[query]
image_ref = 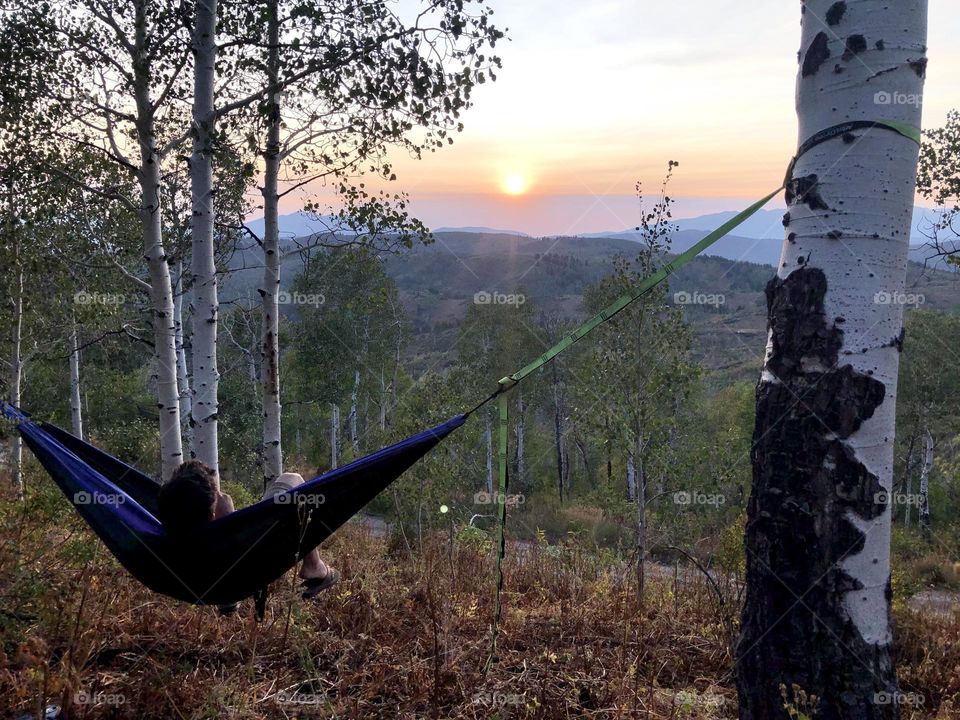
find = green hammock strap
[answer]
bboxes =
[496,186,783,391]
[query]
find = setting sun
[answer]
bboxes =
[502,173,528,195]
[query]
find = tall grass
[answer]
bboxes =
[0,474,957,719]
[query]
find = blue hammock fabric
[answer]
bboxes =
[2,402,465,605]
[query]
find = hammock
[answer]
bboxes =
[3,402,464,605]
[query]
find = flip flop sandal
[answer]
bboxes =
[216,602,239,616]
[301,569,340,599]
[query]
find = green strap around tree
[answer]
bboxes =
[480,120,921,672]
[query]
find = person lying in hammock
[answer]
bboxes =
[156,460,340,601]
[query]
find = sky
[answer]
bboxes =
[279,0,960,237]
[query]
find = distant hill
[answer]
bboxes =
[251,207,952,271]
[223,229,960,385]
[589,206,950,268]
[433,226,530,236]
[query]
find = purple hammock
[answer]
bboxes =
[2,402,464,605]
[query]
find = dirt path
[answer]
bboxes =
[351,514,960,617]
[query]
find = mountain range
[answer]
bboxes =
[250,207,952,269]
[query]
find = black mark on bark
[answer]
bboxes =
[826,2,847,26]
[843,34,867,61]
[786,174,830,211]
[737,267,896,718]
[802,32,831,77]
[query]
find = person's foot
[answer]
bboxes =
[301,568,340,599]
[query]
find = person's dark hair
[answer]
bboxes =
[157,460,218,534]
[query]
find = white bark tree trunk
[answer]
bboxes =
[379,369,387,431]
[189,0,221,480]
[349,369,360,453]
[514,386,525,488]
[626,453,636,502]
[69,315,83,439]
[173,259,192,448]
[919,428,933,536]
[484,411,494,495]
[9,230,23,500]
[330,403,340,470]
[738,2,928,717]
[133,0,182,482]
[259,0,283,485]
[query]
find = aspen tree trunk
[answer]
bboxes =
[173,259,192,448]
[904,469,914,527]
[514,386,525,487]
[133,0,182,481]
[379,369,387,431]
[485,411,494,495]
[259,0,283,484]
[737,2,928,717]
[69,316,83,439]
[189,0,221,479]
[918,428,933,538]
[390,323,401,428]
[552,363,566,502]
[349,369,360,453]
[626,454,636,502]
[330,404,340,470]
[9,225,23,500]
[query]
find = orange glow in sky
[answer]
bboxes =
[275,0,959,235]
[502,173,529,195]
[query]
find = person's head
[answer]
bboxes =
[157,460,218,534]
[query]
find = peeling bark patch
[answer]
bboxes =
[910,58,928,78]
[802,32,831,77]
[825,1,847,26]
[786,174,830,211]
[842,34,867,61]
[738,267,895,718]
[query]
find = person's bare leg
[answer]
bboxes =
[271,473,335,582]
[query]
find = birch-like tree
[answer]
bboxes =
[737,2,928,717]
[239,0,503,485]
[188,0,222,475]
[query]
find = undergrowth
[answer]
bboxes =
[0,477,957,719]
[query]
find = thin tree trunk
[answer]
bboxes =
[349,369,360,453]
[919,428,933,539]
[390,320,401,428]
[484,411,494,495]
[514,386,525,489]
[69,315,83,439]
[9,222,23,500]
[635,435,646,599]
[626,453,636,502]
[189,0,221,479]
[173,259,193,448]
[379,368,387,431]
[259,0,283,485]
[329,403,340,470]
[133,0,182,481]
[904,467,914,527]
[738,3,928,716]
[899,430,918,523]
[552,363,566,502]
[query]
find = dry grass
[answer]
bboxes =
[0,480,958,719]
